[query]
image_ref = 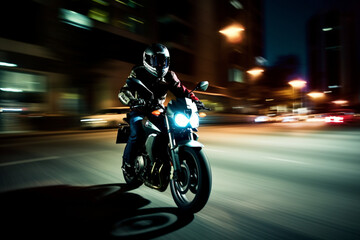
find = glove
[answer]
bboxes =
[194,100,205,110]
[130,98,146,108]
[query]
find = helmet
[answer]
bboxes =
[143,43,170,77]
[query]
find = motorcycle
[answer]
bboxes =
[116,78,212,213]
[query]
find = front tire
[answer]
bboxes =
[170,147,212,213]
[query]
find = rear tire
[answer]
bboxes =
[170,147,212,213]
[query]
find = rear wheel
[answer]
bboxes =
[170,147,212,213]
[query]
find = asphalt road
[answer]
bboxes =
[0,122,359,239]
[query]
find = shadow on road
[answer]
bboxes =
[0,184,194,239]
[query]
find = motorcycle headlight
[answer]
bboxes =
[190,114,199,128]
[175,113,189,127]
[174,113,199,128]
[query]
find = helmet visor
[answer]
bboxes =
[150,54,169,68]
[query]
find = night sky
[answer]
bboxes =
[264,0,359,79]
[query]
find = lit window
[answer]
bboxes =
[88,8,109,23]
[228,68,244,83]
[59,8,93,30]
[0,70,46,92]
[92,0,109,6]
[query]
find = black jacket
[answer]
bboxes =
[118,66,199,109]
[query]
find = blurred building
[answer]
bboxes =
[307,5,360,111]
[216,0,265,113]
[0,0,264,128]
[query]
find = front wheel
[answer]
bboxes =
[170,147,212,213]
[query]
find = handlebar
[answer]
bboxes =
[131,99,165,111]
[131,98,210,112]
[197,105,211,111]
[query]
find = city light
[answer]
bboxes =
[247,68,264,77]
[92,0,109,6]
[0,108,23,112]
[307,92,325,99]
[322,27,333,31]
[219,24,245,43]
[0,88,23,92]
[289,79,307,112]
[288,79,307,89]
[325,116,344,123]
[229,0,244,9]
[59,8,93,30]
[0,62,18,67]
[332,100,348,105]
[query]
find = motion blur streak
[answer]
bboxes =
[0,156,59,167]
[0,122,359,239]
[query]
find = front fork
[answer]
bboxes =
[165,115,201,181]
[165,115,190,181]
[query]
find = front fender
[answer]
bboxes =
[177,140,203,149]
[171,140,205,180]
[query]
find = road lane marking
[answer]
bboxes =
[0,156,60,167]
[266,156,310,165]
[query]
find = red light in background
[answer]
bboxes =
[325,116,344,123]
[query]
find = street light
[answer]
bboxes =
[246,68,264,78]
[288,79,307,113]
[307,92,325,99]
[332,100,348,106]
[219,23,245,43]
[307,92,325,113]
[288,79,306,89]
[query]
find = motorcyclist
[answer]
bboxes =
[118,43,205,176]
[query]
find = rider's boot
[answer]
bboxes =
[122,161,135,178]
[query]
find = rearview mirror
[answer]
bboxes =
[193,81,209,92]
